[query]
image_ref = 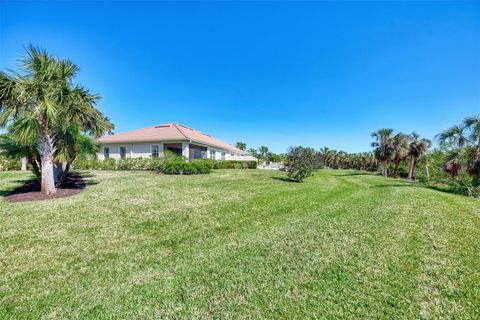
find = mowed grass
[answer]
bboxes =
[0,169,479,319]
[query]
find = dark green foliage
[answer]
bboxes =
[285,146,316,182]
[164,159,213,175]
[0,156,21,171]
[72,156,213,175]
[213,160,257,169]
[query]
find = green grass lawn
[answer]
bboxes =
[1,169,479,319]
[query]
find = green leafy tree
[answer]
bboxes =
[285,146,316,182]
[77,134,99,159]
[0,46,113,194]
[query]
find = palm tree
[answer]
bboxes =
[437,115,480,187]
[407,132,430,180]
[0,46,113,194]
[258,146,269,165]
[371,128,394,176]
[391,133,409,176]
[235,141,246,151]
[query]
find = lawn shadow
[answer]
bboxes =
[335,172,372,177]
[370,182,469,197]
[2,172,99,202]
[271,176,296,183]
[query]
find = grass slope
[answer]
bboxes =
[0,169,479,319]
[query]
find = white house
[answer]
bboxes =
[97,122,256,161]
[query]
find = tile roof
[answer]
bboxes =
[97,122,248,155]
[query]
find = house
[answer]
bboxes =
[97,122,256,161]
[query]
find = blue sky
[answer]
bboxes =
[1,1,479,153]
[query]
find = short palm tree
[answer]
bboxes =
[437,115,480,187]
[0,46,113,194]
[371,128,394,176]
[407,132,430,180]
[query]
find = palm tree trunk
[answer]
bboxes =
[55,158,74,187]
[408,156,416,180]
[27,156,41,179]
[425,163,430,181]
[37,132,57,195]
[383,161,388,176]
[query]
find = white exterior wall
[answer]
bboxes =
[207,147,228,160]
[98,141,256,161]
[98,142,165,160]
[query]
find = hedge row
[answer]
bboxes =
[72,157,213,175]
[72,158,257,174]
[0,156,21,171]
[212,160,257,169]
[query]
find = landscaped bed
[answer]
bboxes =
[4,174,86,202]
[0,169,479,318]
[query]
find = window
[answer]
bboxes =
[164,143,182,156]
[210,150,216,160]
[151,145,160,158]
[189,144,207,160]
[104,147,110,159]
[120,146,127,159]
[221,152,226,160]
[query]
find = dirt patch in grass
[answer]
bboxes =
[5,174,86,202]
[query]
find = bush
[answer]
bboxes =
[0,156,21,171]
[447,177,480,198]
[285,146,316,182]
[164,158,213,175]
[213,160,257,169]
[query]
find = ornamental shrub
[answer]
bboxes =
[0,156,21,171]
[285,146,316,182]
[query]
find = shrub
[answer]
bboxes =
[0,156,21,171]
[285,146,316,182]
[212,160,257,169]
[447,177,480,198]
[164,158,213,175]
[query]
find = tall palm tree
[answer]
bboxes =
[0,46,113,194]
[371,128,394,176]
[391,133,409,176]
[407,132,430,180]
[437,115,480,187]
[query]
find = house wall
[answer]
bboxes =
[97,141,255,161]
[98,142,165,160]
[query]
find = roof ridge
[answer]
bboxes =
[170,122,188,139]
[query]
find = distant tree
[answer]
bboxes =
[285,146,316,182]
[407,133,430,180]
[437,115,480,187]
[258,146,269,164]
[77,134,99,159]
[235,141,246,151]
[391,133,409,176]
[247,147,258,158]
[371,128,395,176]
